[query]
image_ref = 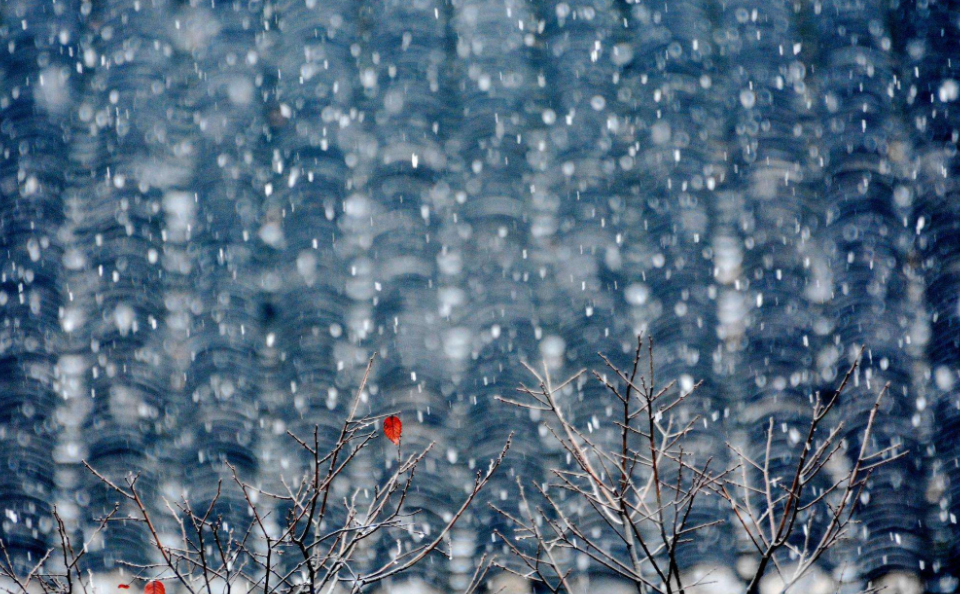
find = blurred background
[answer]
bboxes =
[1,0,958,591]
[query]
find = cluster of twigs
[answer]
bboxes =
[0,339,901,594]
[0,355,509,594]
[0,504,118,594]
[494,336,896,594]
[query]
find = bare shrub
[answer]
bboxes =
[0,355,508,594]
[494,335,898,594]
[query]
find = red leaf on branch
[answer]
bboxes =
[384,415,402,445]
[118,586,130,590]
[145,581,165,594]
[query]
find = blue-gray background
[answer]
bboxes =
[1,0,958,590]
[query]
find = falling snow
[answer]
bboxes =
[0,0,958,592]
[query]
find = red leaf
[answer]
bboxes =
[384,415,402,445]
[118,586,130,590]
[144,581,165,594]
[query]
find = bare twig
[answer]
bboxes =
[496,338,895,594]
[1,354,503,594]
